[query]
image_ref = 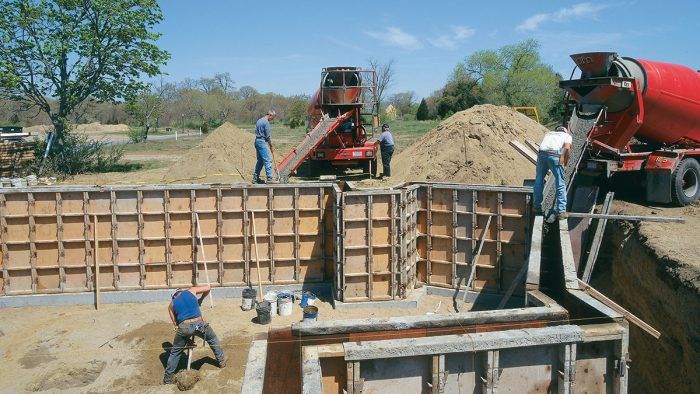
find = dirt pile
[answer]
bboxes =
[392,104,547,185]
[25,122,130,134]
[174,370,201,391]
[161,122,256,183]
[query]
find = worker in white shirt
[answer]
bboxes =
[533,125,572,219]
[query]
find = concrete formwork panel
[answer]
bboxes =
[0,184,335,295]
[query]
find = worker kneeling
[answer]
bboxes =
[533,125,572,219]
[163,286,226,384]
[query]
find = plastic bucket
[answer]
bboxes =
[277,293,293,316]
[300,291,316,307]
[302,305,318,322]
[256,301,272,325]
[264,291,278,316]
[241,288,257,311]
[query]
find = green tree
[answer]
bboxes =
[125,81,166,141]
[416,98,429,120]
[0,0,169,156]
[436,76,482,118]
[452,39,561,122]
[285,94,308,129]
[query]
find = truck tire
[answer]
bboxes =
[671,158,700,205]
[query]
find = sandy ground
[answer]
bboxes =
[0,293,459,392]
[611,200,700,290]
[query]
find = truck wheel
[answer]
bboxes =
[671,158,700,205]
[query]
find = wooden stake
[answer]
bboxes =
[250,211,264,302]
[462,130,468,164]
[497,263,528,309]
[93,214,99,310]
[195,213,214,308]
[464,215,492,303]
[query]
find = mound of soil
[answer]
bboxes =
[24,122,130,134]
[161,122,256,183]
[174,370,200,391]
[392,104,547,186]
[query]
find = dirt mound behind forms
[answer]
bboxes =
[392,104,547,186]
[162,122,256,183]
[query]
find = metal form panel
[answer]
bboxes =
[0,184,333,295]
[339,190,401,302]
[416,184,532,295]
[400,185,420,298]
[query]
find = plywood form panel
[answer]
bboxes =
[4,193,29,215]
[117,240,140,264]
[476,191,499,214]
[372,247,391,273]
[430,261,453,287]
[114,191,137,213]
[96,266,116,290]
[475,242,498,267]
[430,211,453,237]
[169,213,192,238]
[344,249,367,274]
[371,273,392,298]
[93,215,112,240]
[454,213,473,239]
[343,196,367,220]
[116,215,138,239]
[299,211,320,233]
[371,220,391,245]
[35,242,59,267]
[344,275,368,299]
[272,188,294,209]
[145,264,168,287]
[498,347,557,390]
[473,266,499,291]
[299,188,321,209]
[299,260,324,282]
[198,238,218,264]
[343,221,367,247]
[171,239,194,263]
[33,193,56,215]
[197,212,217,237]
[500,268,525,295]
[222,238,245,261]
[88,192,111,214]
[299,235,323,259]
[475,215,498,241]
[273,211,294,234]
[6,244,30,268]
[34,216,58,241]
[501,216,528,243]
[359,356,432,392]
[220,189,244,211]
[141,190,165,213]
[371,195,392,218]
[64,266,88,291]
[6,217,29,242]
[250,261,272,284]
[274,260,296,282]
[198,262,221,285]
[221,212,245,236]
[222,262,246,285]
[430,237,452,262]
[171,263,194,286]
[502,192,528,215]
[432,188,453,211]
[456,189,474,212]
[144,240,166,264]
[455,239,473,264]
[61,192,84,214]
[247,188,269,210]
[7,269,32,293]
[168,190,191,212]
[36,268,60,291]
[194,189,217,211]
[143,214,166,238]
[502,244,528,269]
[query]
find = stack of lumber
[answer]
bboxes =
[0,141,35,177]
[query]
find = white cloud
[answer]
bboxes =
[428,26,476,50]
[517,3,609,31]
[366,27,423,50]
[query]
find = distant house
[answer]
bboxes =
[384,104,398,120]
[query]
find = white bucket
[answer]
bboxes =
[278,296,293,316]
[264,291,278,316]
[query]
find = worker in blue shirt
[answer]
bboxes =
[374,124,395,178]
[252,110,277,184]
[163,286,226,384]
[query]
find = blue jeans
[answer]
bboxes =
[533,152,567,213]
[163,321,225,384]
[253,139,273,180]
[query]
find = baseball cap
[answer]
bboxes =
[171,288,184,299]
[555,125,569,133]
[382,124,389,130]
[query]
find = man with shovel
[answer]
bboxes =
[163,285,226,385]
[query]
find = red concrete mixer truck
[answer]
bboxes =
[276,67,380,180]
[560,52,700,205]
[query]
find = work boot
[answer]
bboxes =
[267,179,279,184]
[255,179,266,184]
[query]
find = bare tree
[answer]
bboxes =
[367,58,395,109]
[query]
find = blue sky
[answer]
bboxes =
[158,1,700,98]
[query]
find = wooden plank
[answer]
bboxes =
[465,215,492,294]
[93,214,100,310]
[195,212,214,308]
[497,263,527,309]
[567,186,599,270]
[509,140,538,165]
[565,212,684,223]
[581,192,614,283]
[578,279,661,339]
[525,139,540,153]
